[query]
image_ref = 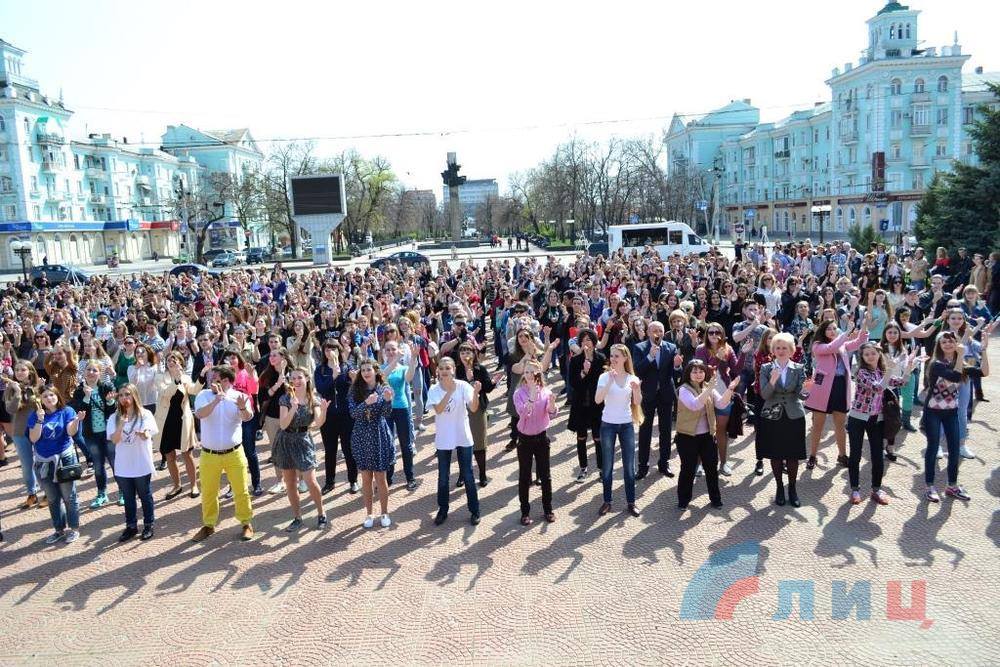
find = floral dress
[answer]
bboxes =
[271,394,319,472]
[347,384,395,472]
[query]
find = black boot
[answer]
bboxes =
[788,484,801,508]
[775,483,786,506]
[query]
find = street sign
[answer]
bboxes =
[695,200,708,211]
[745,209,755,219]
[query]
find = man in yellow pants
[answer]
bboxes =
[191,365,255,542]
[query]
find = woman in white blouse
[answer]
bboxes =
[108,383,158,542]
[127,343,160,414]
[594,344,643,518]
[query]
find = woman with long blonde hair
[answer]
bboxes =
[4,360,45,508]
[594,343,643,517]
[274,367,329,531]
[107,384,158,541]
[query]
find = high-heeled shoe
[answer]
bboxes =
[775,486,786,506]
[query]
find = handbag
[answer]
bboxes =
[760,402,785,421]
[882,388,901,439]
[56,463,84,483]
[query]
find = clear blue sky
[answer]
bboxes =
[2,0,998,195]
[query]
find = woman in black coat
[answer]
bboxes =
[567,329,605,483]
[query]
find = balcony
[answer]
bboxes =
[910,124,931,137]
[840,129,858,144]
[89,193,106,204]
[774,149,790,159]
[911,92,931,104]
[85,166,106,179]
[911,156,929,168]
[40,158,63,172]
[29,188,41,198]
[136,175,151,189]
[139,196,152,206]
[45,190,66,203]
[37,133,65,145]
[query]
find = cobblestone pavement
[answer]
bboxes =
[1,350,998,666]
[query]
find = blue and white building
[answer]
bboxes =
[665,1,998,239]
[0,38,263,271]
[443,178,499,223]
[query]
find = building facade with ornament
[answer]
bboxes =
[0,37,262,272]
[665,1,998,241]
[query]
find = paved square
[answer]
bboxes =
[1,350,998,666]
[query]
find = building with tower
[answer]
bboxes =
[0,37,262,271]
[665,1,998,240]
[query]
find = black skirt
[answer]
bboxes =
[818,375,849,414]
[757,413,807,460]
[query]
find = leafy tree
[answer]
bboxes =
[915,82,1000,255]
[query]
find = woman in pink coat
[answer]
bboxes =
[805,317,869,469]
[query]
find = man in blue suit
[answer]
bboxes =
[633,321,683,479]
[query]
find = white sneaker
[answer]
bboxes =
[297,479,308,493]
[44,531,64,545]
[959,445,975,459]
[362,515,375,529]
[64,530,80,544]
[695,464,704,477]
[576,467,587,483]
[268,482,285,494]
[720,461,733,476]
[937,448,945,459]
[380,514,392,528]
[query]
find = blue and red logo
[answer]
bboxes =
[680,541,761,620]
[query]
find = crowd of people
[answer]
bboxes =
[0,236,996,545]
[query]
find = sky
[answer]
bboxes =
[3,0,998,197]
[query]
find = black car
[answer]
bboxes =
[246,247,271,264]
[587,242,609,256]
[29,264,91,286]
[369,251,430,270]
[169,263,223,277]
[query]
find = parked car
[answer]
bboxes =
[246,247,271,263]
[586,241,609,256]
[169,263,222,277]
[200,249,227,264]
[210,250,238,267]
[29,264,91,286]
[369,251,430,270]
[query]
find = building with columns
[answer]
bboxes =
[0,37,263,271]
[665,1,998,240]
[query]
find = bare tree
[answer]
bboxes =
[264,141,320,258]
[212,170,266,250]
[170,182,227,265]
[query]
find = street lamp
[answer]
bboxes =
[10,240,32,283]
[811,204,831,244]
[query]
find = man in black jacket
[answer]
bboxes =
[632,321,683,479]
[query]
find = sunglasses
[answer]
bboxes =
[707,331,723,337]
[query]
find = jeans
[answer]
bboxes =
[676,432,720,506]
[638,397,673,472]
[924,408,960,486]
[910,279,925,291]
[436,446,479,516]
[517,432,553,516]
[115,474,154,528]
[34,450,80,532]
[241,413,262,489]
[600,421,637,504]
[319,407,357,485]
[13,435,38,496]
[847,416,885,489]
[940,380,971,445]
[388,407,415,484]
[84,432,116,496]
[410,370,425,428]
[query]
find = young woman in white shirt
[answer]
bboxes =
[594,343,643,518]
[108,384,158,542]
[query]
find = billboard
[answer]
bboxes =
[289,175,345,216]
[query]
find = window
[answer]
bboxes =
[906,24,911,39]
[913,173,924,189]
[937,76,949,93]
[849,208,857,227]
[889,24,896,40]
[890,110,902,128]
[914,79,925,93]
[866,84,873,100]
[890,144,902,160]
[0,115,4,131]
[23,117,29,134]
[862,207,872,227]
[890,79,902,96]
[936,143,947,157]
[913,107,929,126]
[964,142,973,156]
[74,154,80,169]
[0,176,11,193]
[963,107,975,125]
[936,108,948,126]
[32,205,40,218]
[835,207,843,230]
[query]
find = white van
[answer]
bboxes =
[607,221,711,259]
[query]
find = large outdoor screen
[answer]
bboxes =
[290,175,344,215]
